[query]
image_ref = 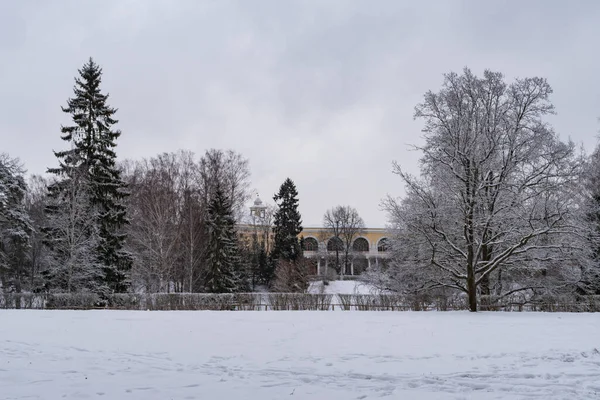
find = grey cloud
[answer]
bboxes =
[1,0,600,227]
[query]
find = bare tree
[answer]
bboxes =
[198,149,251,223]
[380,68,593,311]
[125,154,183,292]
[44,169,101,293]
[24,175,51,289]
[322,205,365,276]
[176,151,204,292]
[272,258,311,293]
[123,149,252,293]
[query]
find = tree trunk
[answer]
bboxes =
[479,241,493,310]
[467,265,477,312]
[479,274,489,295]
[15,267,22,294]
[466,231,477,311]
[465,162,478,312]
[494,269,503,296]
[30,251,36,288]
[479,271,490,310]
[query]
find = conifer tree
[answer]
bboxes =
[270,178,303,281]
[582,145,600,294]
[256,246,270,286]
[0,154,32,293]
[46,58,131,294]
[204,183,244,293]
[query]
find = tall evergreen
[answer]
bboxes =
[583,146,600,295]
[46,58,131,294]
[270,178,303,273]
[256,246,270,286]
[0,155,32,293]
[205,183,245,293]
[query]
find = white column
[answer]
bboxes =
[317,258,321,276]
[367,258,371,270]
[350,261,354,276]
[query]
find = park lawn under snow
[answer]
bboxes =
[1,311,599,400]
[308,279,379,294]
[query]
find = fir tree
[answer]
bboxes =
[46,58,131,294]
[205,183,244,293]
[270,178,303,281]
[256,246,270,286]
[0,154,32,293]
[582,145,600,295]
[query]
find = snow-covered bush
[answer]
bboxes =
[0,293,44,309]
[45,293,101,309]
[143,293,263,311]
[267,293,333,310]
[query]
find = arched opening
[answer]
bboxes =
[327,237,343,252]
[306,258,318,275]
[377,238,389,252]
[302,237,319,252]
[353,257,369,275]
[352,237,369,252]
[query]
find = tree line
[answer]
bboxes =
[0,58,311,297]
[3,60,599,311]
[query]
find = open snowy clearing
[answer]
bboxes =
[1,311,599,400]
[308,279,379,295]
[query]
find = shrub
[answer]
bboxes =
[272,259,311,293]
[46,293,101,309]
[267,293,333,310]
[0,293,45,309]
[338,294,353,310]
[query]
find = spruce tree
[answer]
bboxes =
[205,183,244,293]
[582,146,600,295]
[0,155,32,293]
[46,58,131,294]
[256,246,270,286]
[270,178,303,281]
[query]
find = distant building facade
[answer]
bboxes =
[238,224,390,277]
[238,195,391,277]
[299,227,390,276]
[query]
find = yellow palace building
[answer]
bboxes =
[298,226,391,276]
[239,196,391,277]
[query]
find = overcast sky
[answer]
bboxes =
[1,0,600,227]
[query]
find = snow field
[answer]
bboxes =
[308,279,379,295]
[1,310,599,399]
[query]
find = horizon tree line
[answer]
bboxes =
[0,58,313,295]
[2,60,600,310]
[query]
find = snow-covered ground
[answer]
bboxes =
[308,279,379,294]
[1,311,599,399]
